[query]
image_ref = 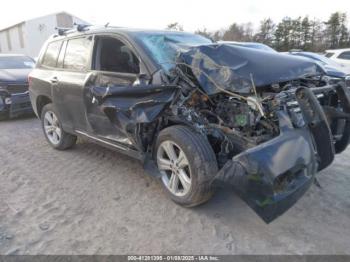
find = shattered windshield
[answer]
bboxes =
[137,33,212,71]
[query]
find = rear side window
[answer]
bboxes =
[325,52,334,58]
[63,37,92,71]
[338,51,350,60]
[42,41,62,67]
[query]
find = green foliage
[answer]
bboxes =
[190,12,350,52]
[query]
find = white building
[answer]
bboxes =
[0,12,89,58]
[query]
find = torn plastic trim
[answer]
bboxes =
[212,111,319,223]
[333,84,350,153]
[295,86,334,171]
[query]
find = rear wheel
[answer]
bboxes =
[41,103,77,150]
[155,125,218,207]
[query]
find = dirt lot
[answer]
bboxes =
[0,116,350,255]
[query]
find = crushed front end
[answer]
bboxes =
[212,84,350,222]
[165,44,350,222]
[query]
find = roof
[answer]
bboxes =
[0,21,25,33]
[51,25,197,40]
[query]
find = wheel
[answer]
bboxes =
[41,103,77,150]
[155,125,218,207]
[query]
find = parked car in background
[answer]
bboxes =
[288,51,348,84]
[29,26,350,223]
[219,41,277,53]
[0,54,35,120]
[325,48,350,74]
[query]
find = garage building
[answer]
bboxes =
[0,12,89,58]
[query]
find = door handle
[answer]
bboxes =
[50,76,58,84]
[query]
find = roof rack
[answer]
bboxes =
[74,23,90,32]
[55,23,92,36]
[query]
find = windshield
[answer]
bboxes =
[136,33,212,71]
[0,56,35,69]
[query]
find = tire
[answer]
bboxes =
[155,125,218,207]
[41,103,77,150]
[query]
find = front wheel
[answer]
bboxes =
[41,103,77,150]
[155,125,218,207]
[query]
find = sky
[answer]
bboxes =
[1,0,349,32]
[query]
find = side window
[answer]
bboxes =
[41,41,62,67]
[93,36,140,74]
[325,52,334,58]
[57,41,68,68]
[337,51,350,60]
[63,37,92,71]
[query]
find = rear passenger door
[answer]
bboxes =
[53,36,93,131]
[30,40,63,117]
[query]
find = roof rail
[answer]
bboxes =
[55,23,92,36]
[74,23,91,32]
[55,27,73,36]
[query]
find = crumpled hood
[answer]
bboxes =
[0,68,32,83]
[178,44,323,94]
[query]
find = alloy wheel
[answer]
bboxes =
[157,140,192,197]
[43,111,62,145]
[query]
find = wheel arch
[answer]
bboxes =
[36,95,52,119]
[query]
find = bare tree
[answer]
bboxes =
[166,22,184,31]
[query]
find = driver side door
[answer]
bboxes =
[84,34,145,148]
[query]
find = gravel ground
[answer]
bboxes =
[0,116,350,255]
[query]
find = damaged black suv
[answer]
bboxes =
[29,26,350,223]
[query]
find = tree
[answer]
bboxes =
[195,28,213,39]
[309,19,325,52]
[300,17,312,50]
[274,17,293,51]
[339,13,349,48]
[222,23,245,41]
[166,22,184,31]
[254,18,275,46]
[323,12,349,49]
[211,30,223,41]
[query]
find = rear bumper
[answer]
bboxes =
[0,91,33,118]
[212,84,350,223]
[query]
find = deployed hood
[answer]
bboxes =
[0,68,32,83]
[179,44,323,94]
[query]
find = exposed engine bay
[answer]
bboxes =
[166,65,348,170]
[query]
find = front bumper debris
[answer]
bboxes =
[0,91,33,118]
[212,84,350,223]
